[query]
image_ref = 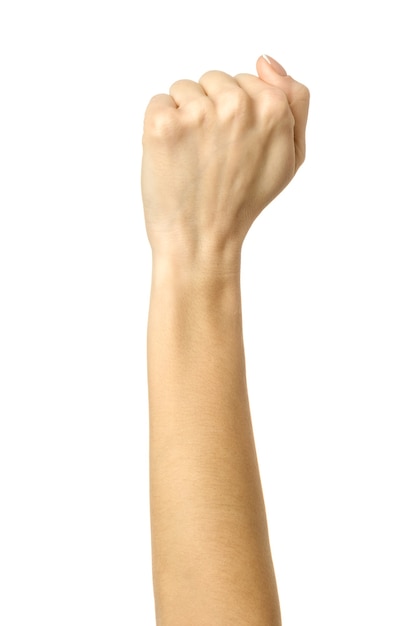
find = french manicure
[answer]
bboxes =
[262,54,287,76]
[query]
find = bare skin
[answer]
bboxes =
[141,54,309,626]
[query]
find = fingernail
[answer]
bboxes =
[262,54,287,76]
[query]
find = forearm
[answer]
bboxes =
[148,255,281,625]
[142,54,309,625]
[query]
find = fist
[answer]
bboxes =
[141,55,309,259]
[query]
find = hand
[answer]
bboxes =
[141,55,309,264]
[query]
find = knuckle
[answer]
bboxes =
[184,96,213,125]
[286,77,310,104]
[144,103,178,140]
[293,81,310,104]
[216,88,250,121]
[198,69,221,83]
[258,88,291,120]
[198,70,211,83]
[169,78,191,94]
[300,84,310,101]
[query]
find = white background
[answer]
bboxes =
[1,1,416,624]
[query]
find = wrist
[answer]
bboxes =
[150,240,242,289]
[149,250,243,327]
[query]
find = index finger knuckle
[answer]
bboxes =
[258,88,292,123]
[144,100,178,140]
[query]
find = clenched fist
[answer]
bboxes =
[141,55,309,267]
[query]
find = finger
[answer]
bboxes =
[289,94,309,170]
[145,93,178,114]
[256,54,309,114]
[256,54,291,89]
[256,55,310,169]
[198,70,241,98]
[259,54,287,76]
[169,79,206,107]
[233,72,276,98]
[143,94,178,138]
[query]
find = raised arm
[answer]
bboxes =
[141,54,309,626]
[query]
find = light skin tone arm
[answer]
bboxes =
[141,54,309,626]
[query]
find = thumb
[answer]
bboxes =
[256,54,288,82]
